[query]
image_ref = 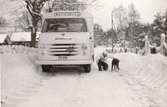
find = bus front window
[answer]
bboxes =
[42,18,87,32]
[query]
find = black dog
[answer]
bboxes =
[111,58,120,71]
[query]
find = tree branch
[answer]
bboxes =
[26,2,34,17]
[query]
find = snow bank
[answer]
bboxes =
[0,46,42,107]
[95,46,167,106]
[116,54,167,105]
[117,53,167,92]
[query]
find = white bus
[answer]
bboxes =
[36,11,94,73]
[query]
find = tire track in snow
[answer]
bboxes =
[118,69,167,107]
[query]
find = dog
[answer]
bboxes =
[111,58,120,71]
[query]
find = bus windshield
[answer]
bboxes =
[42,18,87,32]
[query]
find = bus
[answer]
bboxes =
[36,11,94,73]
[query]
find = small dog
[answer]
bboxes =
[111,58,120,71]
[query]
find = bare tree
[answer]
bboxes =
[112,5,128,31]
[52,0,87,11]
[128,4,140,24]
[127,3,140,42]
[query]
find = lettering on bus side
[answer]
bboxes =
[54,12,81,17]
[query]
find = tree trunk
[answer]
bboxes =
[31,28,36,47]
[31,18,38,47]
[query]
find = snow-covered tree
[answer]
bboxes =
[15,11,31,31]
[112,5,128,31]
[151,11,167,45]
[25,0,49,47]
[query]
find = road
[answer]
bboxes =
[17,67,147,107]
[1,47,167,107]
[1,54,147,107]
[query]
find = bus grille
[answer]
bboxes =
[49,44,78,56]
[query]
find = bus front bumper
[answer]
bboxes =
[36,60,92,65]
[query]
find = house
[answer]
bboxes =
[10,32,31,47]
[0,34,9,45]
[10,32,40,47]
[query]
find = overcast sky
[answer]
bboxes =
[0,0,166,31]
[86,0,167,30]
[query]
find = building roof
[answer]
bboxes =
[10,32,31,42]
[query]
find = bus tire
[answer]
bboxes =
[84,64,91,73]
[42,65,50,72]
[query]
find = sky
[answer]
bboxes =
[86,0,167,30]
[0,0,167,31]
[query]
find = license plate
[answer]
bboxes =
[58,56,68,60]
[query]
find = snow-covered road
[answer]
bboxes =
[1,46,167,107]
[16,69,144,107]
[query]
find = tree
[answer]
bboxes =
[151,11,167,45]
[52,0,86,11]
[25,0,49,47]
[128,3,140,24]
[15,10,31,31]
[127,3,140,43]
[112,5,128,31]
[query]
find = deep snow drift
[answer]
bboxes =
[1,46,167,107]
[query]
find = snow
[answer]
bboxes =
[9,32,40,42]
[1,45,167,107]
[113,53,167,106]
[0,34,7,43]
[10,32,31,42]
[16,72,142,107]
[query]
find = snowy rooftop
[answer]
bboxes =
[10,32,31,42]
[10,32,40,42]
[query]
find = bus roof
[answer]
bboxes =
[42,11,92,19]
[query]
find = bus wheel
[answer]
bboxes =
[41,65,50,72]
[83,64,91,73]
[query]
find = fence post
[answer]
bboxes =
[145,35,150,55]
[160,33,166,55]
